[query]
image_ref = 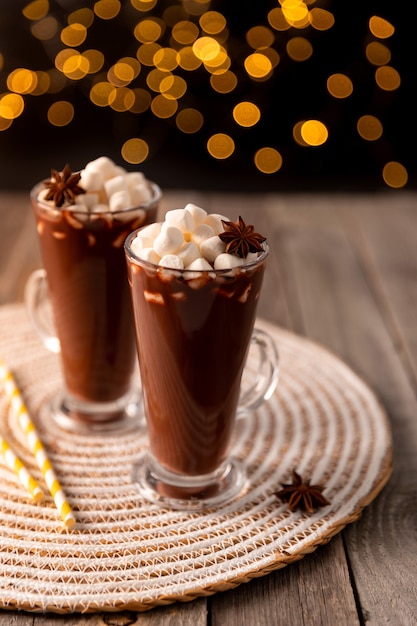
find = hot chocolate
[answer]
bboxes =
[125,207,274,506]
[29,157,161,426]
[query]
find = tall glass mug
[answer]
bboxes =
[125,225,279,510]
[25,162,161,432]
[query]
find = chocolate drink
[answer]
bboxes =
[32,186,158,405]
[127,256,267,476]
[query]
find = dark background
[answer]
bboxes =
[0,0,415,192]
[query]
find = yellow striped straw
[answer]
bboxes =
[0,360,76,529]
[0,435,44,502]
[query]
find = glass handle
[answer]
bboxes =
[24,269,60,354]
[238,327,279,415]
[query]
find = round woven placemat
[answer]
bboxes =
[0,303,392,614]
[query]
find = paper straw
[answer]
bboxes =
[0,435,44,502]
[0,360,76,529]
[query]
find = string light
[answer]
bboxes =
[0,1,407,188]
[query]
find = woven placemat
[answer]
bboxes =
[0,303,392,614]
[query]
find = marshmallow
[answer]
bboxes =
[186,257,213,272]
[129,183,152,206]
[135,247,161,264]
[79,168,103,192]
[153,225,184,256]
[138,222,162,240]
[184,203,207,226]
[85,156,117,180]
[75,192,100,209]
[204,213,229,235]
[109,189,131,212]
[176,241,201,266]
[104,174,128,199]
[126,171,146,187]
[191,223,215,247]
[165,208,195,237]
[199,236,226,263]
[159,254,184,269]
[214,253,244,270]
[91,203,110,213]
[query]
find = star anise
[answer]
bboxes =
[43,164,86,207]
[219,215,266,258]
[274,470,330,513]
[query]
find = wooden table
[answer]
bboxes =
[0,189,416,625]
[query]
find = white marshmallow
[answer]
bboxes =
[126,171,145,187]
[113,165,127,177]
[79,168,103,192]
[75,192,100,209]
[191,223,215,247]
[109,189,131,212]
[129,183,152,206]
[69,203,88,213]
[204,213,229,235]
[138,222,162,240]
[135,247,161,264]
[214,253,244,270]
[186,257,213,272]
[104,174,128,199]
[91,203,110,213]
[165,208,195,235]
[153,226,184,256]
[85,156,117,180]
[199,236,226,263]
[184,203,207,226]
[177,241,201,266]
[159,254,184,269]
[246,252,259,263]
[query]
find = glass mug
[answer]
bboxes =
[125,228,279,510]
[25,179,162,432]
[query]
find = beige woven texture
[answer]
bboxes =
[0,304,392,613]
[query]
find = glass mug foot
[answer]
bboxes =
[132,452,247,510]
[47,388,144,434]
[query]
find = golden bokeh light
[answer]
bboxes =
[382,161,408,188]
[176,108,204,133]
[301,120,328,146]
[122,137,149,163]
[108,58,141,86]
[233,102,261,128]
[357,115,383,141]
[22,0,49,21]
[68,8,94,27]
[47,100,74,126]
[287,37,313,62]
[246,26,275,50]
[171,21,199,45]
[199,11,226,35]
[244,53,273,80]
[292,121,308,146]
[369,16,395,39]
[267,8,291,31]
[375,66,401,91]
[0,117,13,131]
[160,75,187,99]
[177,46,202,71]
[146,68,171,92]
[7,69,38,95]
[129,88,152,113]
[309,8,335,31]
[136,43,162,66]
[62,52,90,80]
[108,86,135,112]
[0,93,25,120]
[82,49,105,74]
[281,0,310,28]
[151,94,178,118]
[327,73,353,99]
[31,71,50,95]
[366,42,391,66]
[193,37,221,62]
[210,70,238,94]
[207,133,235,159]
[254,147,283,174]
[61,23,87,47]
[31,16,58,41]
[94,0,121,20]
[90,81,115,107]
[134,18,164,43]
[131,0,158,12]
[153,47,178,72]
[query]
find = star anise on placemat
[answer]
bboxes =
[44,164,86,207]
[219,215,266,258]
[274,470,330,513]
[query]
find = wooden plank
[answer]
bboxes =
[211,538,360,626]
[262,195,417,625]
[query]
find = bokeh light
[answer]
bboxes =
[0,2,411,189]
